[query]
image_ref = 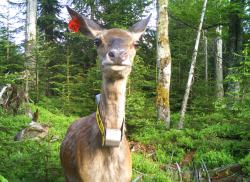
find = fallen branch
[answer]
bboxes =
[201,158,211,182]
[176,162,183,182]
[209,163,242,180]
[132,175,143,182]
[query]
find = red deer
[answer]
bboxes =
[60,6,150,182]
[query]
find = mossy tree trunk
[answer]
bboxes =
[156,0,172,128]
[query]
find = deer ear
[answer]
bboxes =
[129,14,151,41]
[66,6,102,38]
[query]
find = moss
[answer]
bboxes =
[156,83,169,108]
[160,57,170,68]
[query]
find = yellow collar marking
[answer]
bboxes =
[96,106,105,146]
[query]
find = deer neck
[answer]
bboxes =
[99,77,127,129]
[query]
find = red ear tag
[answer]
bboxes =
[68,17,80,32]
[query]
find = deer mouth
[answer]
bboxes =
[103,64,132,71]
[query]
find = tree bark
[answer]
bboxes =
[178,0,208,129]
[227,0,243,100]
[156,0,172,128]
[215,25,224,98]
[25,0,37,100]
[203,31,208,85]
[66,48,70,103]
[6,1,10,62]
[35,54,39,103]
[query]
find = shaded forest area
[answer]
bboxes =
[0,0,250,181]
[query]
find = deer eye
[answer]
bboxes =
[94,38,102,47]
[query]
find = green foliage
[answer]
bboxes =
[241,153,250,175]
[1,103,250,181]
[0,28,24,85]
[0,106,74,182]
[132,153,173,182]
[79,63,102,115]
[155,144,185,164]
[0,175,8,182]
[73,0,152,29]
[195,151,235,169]
[126,92,151,119]
[0,0,250,181]
[37,0,63,41]
[127,109,249,174]
[129,55,156,94]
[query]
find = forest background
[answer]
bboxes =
[0,0,250,181]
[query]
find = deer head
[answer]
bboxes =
[66,6,151,81]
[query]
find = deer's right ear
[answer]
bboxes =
[66,6,102,38]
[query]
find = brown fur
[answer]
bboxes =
[60,28,133,182]
[60,114,131,182]
[61,7,149,182]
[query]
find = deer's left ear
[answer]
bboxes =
[129,14,151,41]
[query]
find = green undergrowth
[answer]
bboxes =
[0,106,75,182]
[0,104,249,181]
[132,153,175,182]
[127,111,250,176]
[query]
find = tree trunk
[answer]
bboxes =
[66,48,70,103]
[25,0,37,100]
[45,62,50,96]
[156,0,172,128]
[215,25,224,99]
[227,0,243,100]
[35,54,39,103]
[178,0,208,129]
[203,31,208,86]
[6,1,10,62]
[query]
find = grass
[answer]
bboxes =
[0,104,249,181]
[0,106,74,182]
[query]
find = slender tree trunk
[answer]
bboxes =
[25,0,37,100]
[66,48,70,103]
[178,0,208,129]
[215,25,224,98]
[203,31,208,87]
[45,62,50,96]
[6,1,10,62]
[156,0,172,128]
[227,0,243,100]
[178,60,181,88]
[35,55,39,103]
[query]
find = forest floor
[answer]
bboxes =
[0,104,249,182]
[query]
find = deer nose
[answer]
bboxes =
[108,51,115,58]
[108,50,128,63]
